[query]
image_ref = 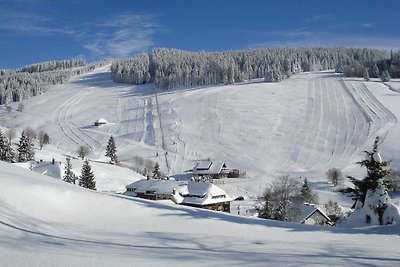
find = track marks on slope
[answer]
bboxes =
[52,88,101,151]
[277,73,395,173]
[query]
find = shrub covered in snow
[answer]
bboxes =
[344,181,400,226]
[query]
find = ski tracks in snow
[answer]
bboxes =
[278,73,396,173]
[52,88,101,151]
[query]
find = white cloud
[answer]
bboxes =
[0,10,159,58]
[77,14,159,57]
[75,14,159,57]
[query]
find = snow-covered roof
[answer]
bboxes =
[125,179,188,196]
[95,118,107,123]
[297,204,331,224]
[182,181,233,205]
[191,161,226,175]
[32,161,62,179]
[124,179,232,205]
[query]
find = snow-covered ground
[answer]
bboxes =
[1,65,400,265]
[1,161,399,266]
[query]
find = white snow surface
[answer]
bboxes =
[1,66,400,265]
[1,161,400,266]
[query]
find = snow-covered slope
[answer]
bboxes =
[1,161,399,266]
[2,66,399,198]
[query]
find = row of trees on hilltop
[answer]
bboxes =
[111,47,388,89]
[19,58,85,73]
[341,50,400,80]
[0,59,111,105]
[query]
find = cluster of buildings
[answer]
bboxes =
[122,160,332,226]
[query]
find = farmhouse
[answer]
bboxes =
[94,118,107,126]
[181,182,232,212]
[124,179,187,200]
[298,204,332,226]
[190,161,230,179]
[123,179,232,212]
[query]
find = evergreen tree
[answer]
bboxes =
[0,130,6,161]
[4,140,14,162]
[79,160,96,190]
[298,177,318,204]
[105,135,118,165]
[347,137,390,208]
[372,64,380,78]
[381,70,391,82]
[363,68,370,81]
[63,157,75,184]
[152,162,161,179]
[17,131,34,162]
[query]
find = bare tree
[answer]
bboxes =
[24,126,36,145]
[386,169,400,191]
[326,168,343,187]
[258,175,300,222]
[133,156,144,173]
[6,128,15,143]
[77,146,90,159]
[38,130,50,150]
[324,200,347,225]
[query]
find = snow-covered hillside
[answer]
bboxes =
[1,66,399,198]
[1,161,399,266]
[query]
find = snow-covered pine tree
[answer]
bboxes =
[4,139,14,162]
[363,68,370,81]
[63,157,75,184]
[79,160,96,190]
[381,70,391,82]
[152,162,161,179]
[372,64,380,78]
[0,130,6,161]
[17,131,34,162]
[344,136,400,225]
[105,135,118,165]
[347,137,390,208]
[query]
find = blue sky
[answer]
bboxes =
[1,0,399,69]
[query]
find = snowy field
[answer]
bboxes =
[1,65,400,265]
[1,161,399,266]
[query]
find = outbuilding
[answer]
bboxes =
[94,118,107,126]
